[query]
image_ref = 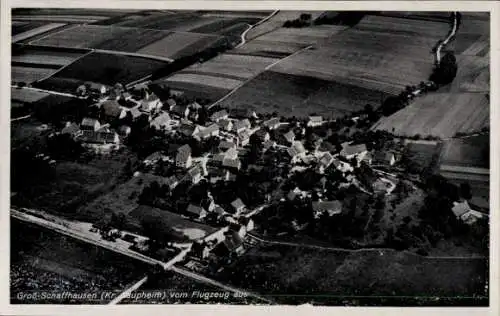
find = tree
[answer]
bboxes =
[430,52,458,85]
[460,182,473,200]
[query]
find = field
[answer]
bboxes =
[215,245,487,305]
[11,219,149,304]
[218,71,389,118]
[78,173,169,222]
[11,87,50,103]
[403,140,442,172]
[12,45,88,67]
[136,32,225,60]
[12,8,139,24]
[39,52,168,87]
[371,93,489,138]
[11,65,56,84]
[12,22,66,43]
[163,73,243,90]
[129,205,218,242]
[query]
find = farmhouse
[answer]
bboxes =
[195,124,220,140]
[210,110,229,122]
[263,117,280,130]
[222,157,242,171]
[237,130,251,147]
[140,92,163,113]
[233,119,251,134]
[186,204,207,219]
[282,130,296,145]
[217,119,233,131]
[171,104,190,118]
[307,116,324,127]
[451,201,485,225]
[219,140,236,151]
[231,198,246,215]
[317,152,334,173]
[165,98,177,111]
[176,144,192,169]
[287,141,306,162]
[373,151,397,166]
[187,165,203,184]
[340,143,368,163]
[80,125,120,145]
[81,118,100,131]
[253,129,270,142]
[312,200,343,218]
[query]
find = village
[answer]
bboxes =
[31,77,484,278]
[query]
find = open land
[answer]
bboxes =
[11,219,149,304]
[215,244,487,305]
[371,93,489,138]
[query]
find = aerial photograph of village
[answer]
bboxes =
[10,8,489,306]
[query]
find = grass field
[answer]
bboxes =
[371,93,489,138]
[129,205,218,242]
[11,87,50,103]
[163,73,243,90]
[218,70,389,118]
[12,45,87,67]
[11,66,56,84]
[439,135,489,169]
[11,219,149,304]
[78,173,169,221]
[46,52,168,86]
[216,244,487,305]
[136,32,224,59]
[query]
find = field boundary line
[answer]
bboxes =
[236,9,280,48]
[208,44,312,110]
[35,49,95,83]
[27,23,82,46]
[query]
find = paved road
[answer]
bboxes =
[435,12,459,65]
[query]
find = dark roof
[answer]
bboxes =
[231,198,245,210]
[341,143,367,156]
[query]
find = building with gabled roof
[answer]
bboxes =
[61,122,81,137]
[217,119,233,131]
[307,116,324,127]
[233,119,251,134]
[187,165,203,184]
[372,151,396,166]
[262,117,280,130]
[140,92,163,113]
[186,204,207,219]
[230,198,246,214]
[210,109,229,122]
[195,123,219,140]
[81,118,100,131]
[150,112,172,131]
[176,144,192,169]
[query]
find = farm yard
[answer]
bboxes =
[11,219,149,304]
[36,52,168,90]
[218,70,389,118]
[215,245,488,305]
[129,205,218,242]
[371,93,489,138]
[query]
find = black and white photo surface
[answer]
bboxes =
[8,7,490,307]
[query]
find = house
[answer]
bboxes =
[102,100,127,119]
[176,144,192,169]
[195,124,219,140]
[253,129,270,142]
[316,152,334,173]
[186,204,207,219]
[140,92,163,113]
[230,198,246,215]
[217,119,233,131]
[340,143,368,164]
[312,200,343,218]
[332,159,354,174]
[210,109,229,122]
[372,151,396,166]
[362,152,373,165]
[451,201,485,225]
[233,119,251,134]
[165,176,179,190]
[263,117,280,130]
[187,165,203,184]
[230,108,257,119]
[118,125,131,137]
[81,118,100,131]
[222,158,241,171]
[219,140,236,151]
[224,147,238,160]
[150,112,172,131]
[171,104,190,118]
[307,116,324,127]
[230,223,247,238]
[239,217,254,232]
[287,141,306,162]
[80,125,120,145]
[165,98,177,111]
[61,122,81,137]
[282,130,295,144]
[237,130,251,147]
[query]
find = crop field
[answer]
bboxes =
[371,93,489,138]
[154,79,231,101]
[11,87,50,104]
[439,135,489,169]
[45,52,168,86]
[11,219,148,304]
[12,21,48,35]
[447,54,489,93]
[451,13,490,56]
[12,45,87,67]
[403,140,441,172]
[164,73,243,91]
[255,25,348,46]
[92,28,172,52]
[231,41,306,58]
[216,245,487,305]
[136,32,225,59]
[12,22,66,43]
[129,206,217,242]
[173,54,280,81]
[218,71,389,118]
[11,65,56,84]
[12,8,137,24]
[245,11,326,41]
